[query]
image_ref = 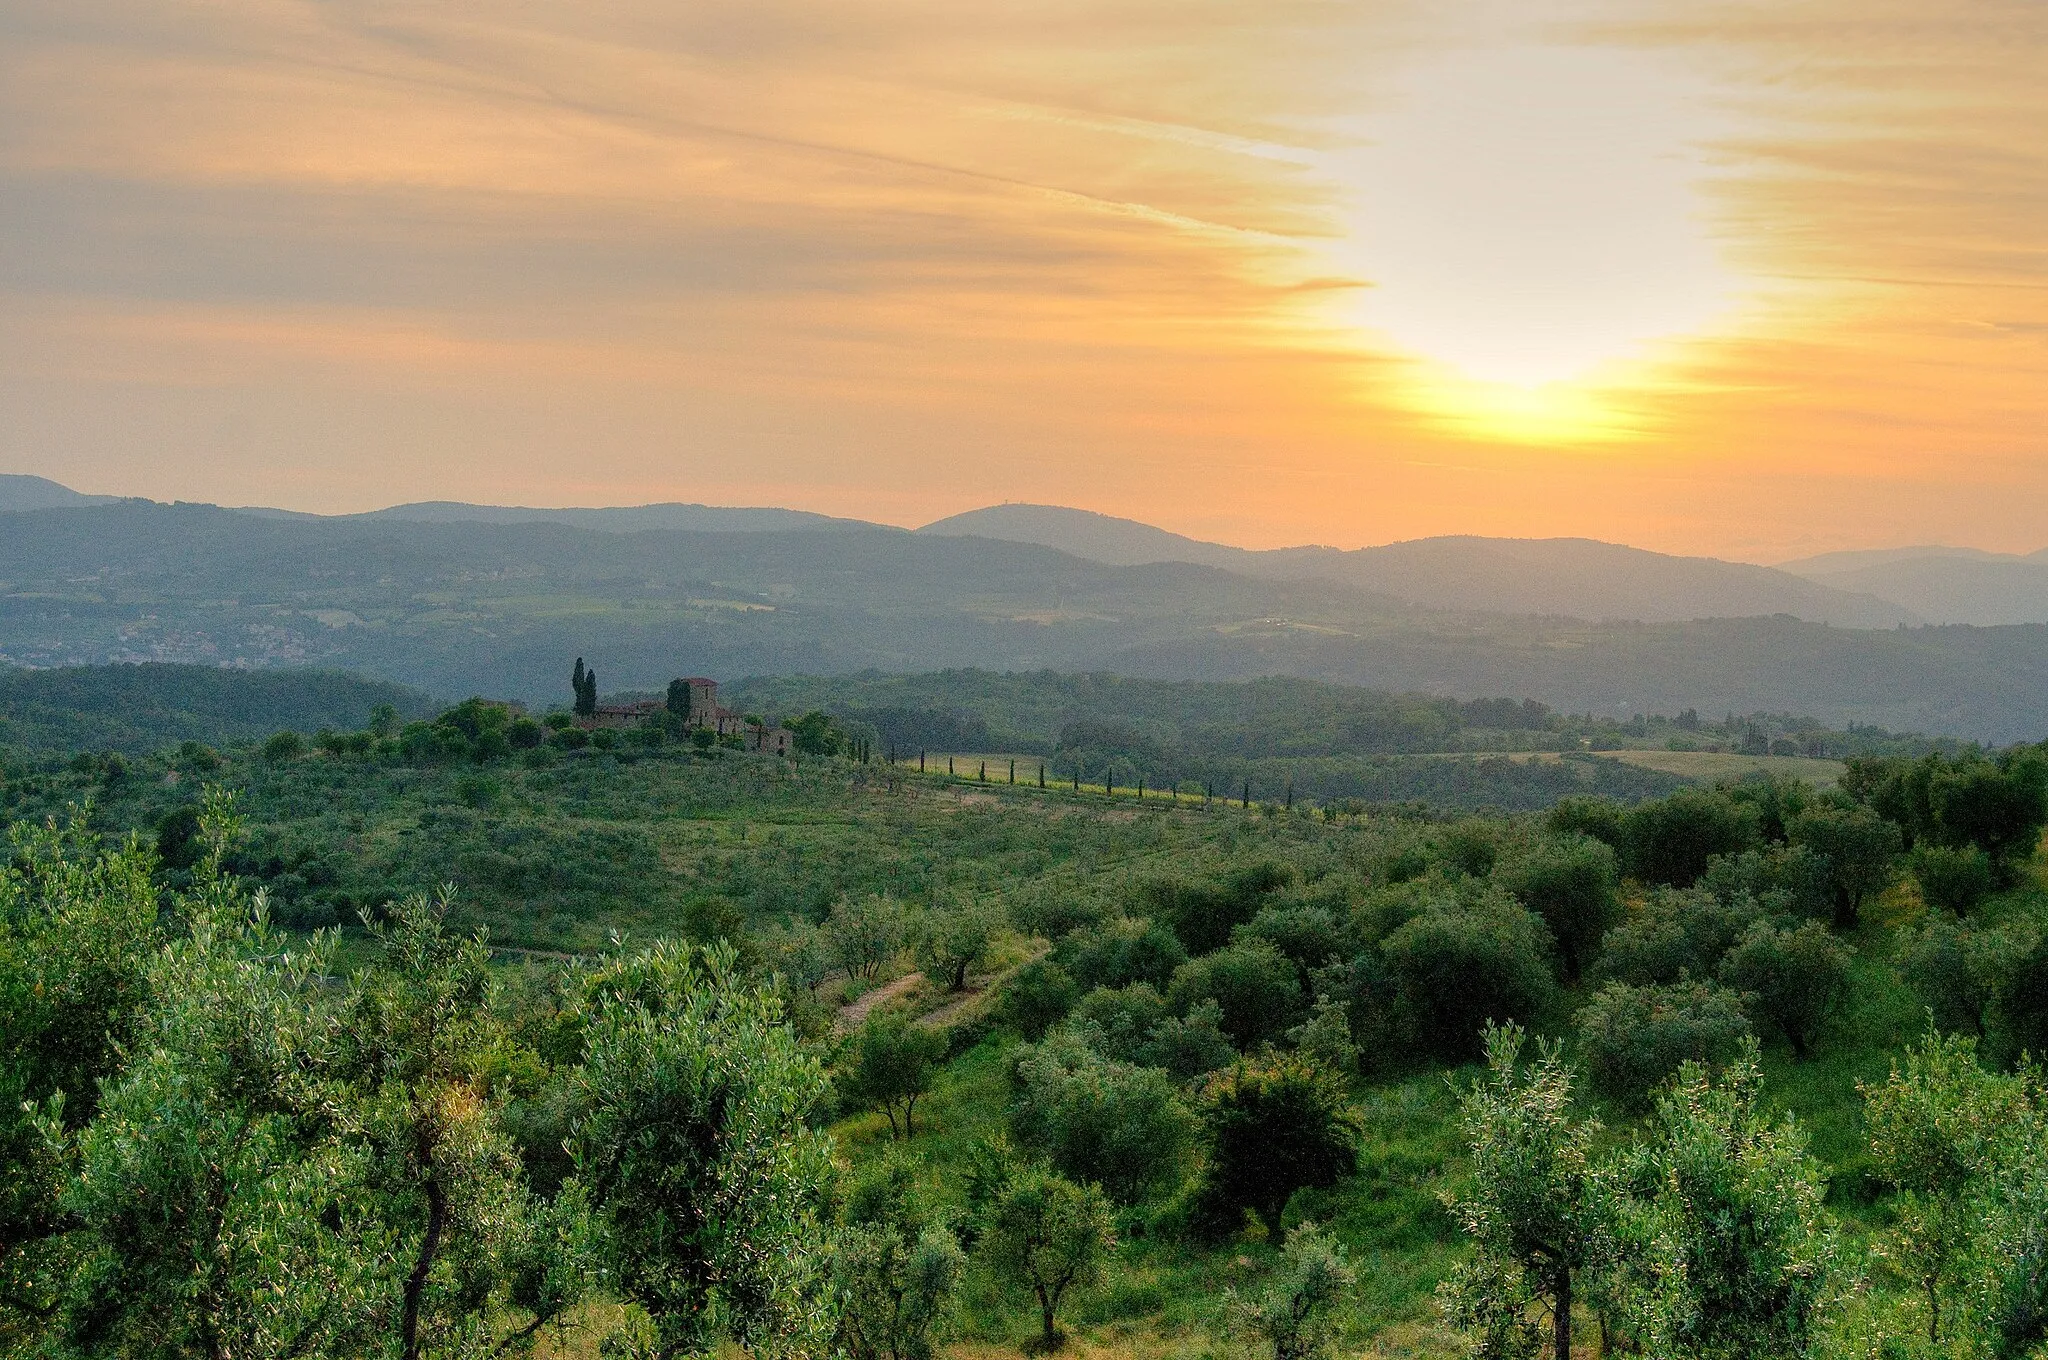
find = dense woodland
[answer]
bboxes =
[7,664,2048,1359]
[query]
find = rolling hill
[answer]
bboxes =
[4,498,2048,739]
[919,504,1916,626]
[1780,548,2048,626]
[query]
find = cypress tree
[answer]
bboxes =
[573,657,586,705]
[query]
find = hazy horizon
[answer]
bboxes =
[8,473,2039,569]
[4,1,2044,559]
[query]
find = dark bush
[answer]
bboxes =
[1911,844,1995,917]
[1194,1055,1361,1236]
[1436,821,1499,878]
[1234,903,1350,984]
[1993,934,2048,1064]
[261,730,305,763]
[1621,788,1760,887]
[1548,795,1625,850]
[1379,892,1555,1062]
[1000,958,1080,1040]
[1067,984,1169,1064]
[1699,845,1832,922]
[1138,861,1295,955]
[1788,803,1902,928]
[1576,980,1752,1109]
[1058,917,1188,993]
[1494,835,1618,981]
[1142,1000,1237,1081]
[1718,919,1851,1060]
[1166,940,1303,1048]
[1898,915,2020,1038]
[1593,888,1764,988]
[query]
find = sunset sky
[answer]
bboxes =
[1,0,2044,560]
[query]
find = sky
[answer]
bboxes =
[1,0,2044,561]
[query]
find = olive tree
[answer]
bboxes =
[1861,1031,2023,1345]
[833,1159,966,1360]
[573,940,836,1359]
[916,896,1002,992]
[1439,1025,1606,1360]
[1007,1027,1197,1205]
[1575,980,1752,1111]
[1197,1055,1361,1237]
[1611,1044,1837,1360]
[840,1012,947,1140]
[979,1162,1114,1352]
[1228,1222,1357,1360]
[1718,919,1851,1060]
[1495,836,1619,982]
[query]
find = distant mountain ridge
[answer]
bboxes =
[0,474,125,512]
[7,497,2048,739]
[919,504,1917,627]
[10,475,2043,627]
[231,499,880,534]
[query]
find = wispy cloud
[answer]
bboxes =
[0,0,2042,556]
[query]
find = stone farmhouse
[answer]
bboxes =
[580,676,794,755]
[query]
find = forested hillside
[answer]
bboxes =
[0,663,428,755]
[9,501,2048,737]
[7,693,2048,1358]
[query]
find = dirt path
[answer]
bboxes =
[836,970,924,1031]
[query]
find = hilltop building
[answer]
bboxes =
[577,673,794,754]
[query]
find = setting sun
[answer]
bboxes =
[1315,40,1738,442]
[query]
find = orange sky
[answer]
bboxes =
[1,0,2044,561]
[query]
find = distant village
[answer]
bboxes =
[572,667,795,756]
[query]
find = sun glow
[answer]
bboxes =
[1324,43,1738,441]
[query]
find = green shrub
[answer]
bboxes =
[1001,959,1080,1040]
[260,730,305,762]
[1057,917,1187,993]
[1380,893,1555,1063]
[1575,980,1753,1109]
[1008,1029,1198,1205]
[833,1159,965,1360]
[1141,999,1236,1081]
[1227,1221,1357,1360]
[1993,934,2048,1064]
[1548,794,1624,849]
[1066,984,1168,1065]
[1898,915,2023,1038]
[1495,835,1618,981]
[1912,844,1996,917]
[1234,903,1350,983]
[1699,844,1832,922]
[1436,821,1500,878]
[1166,939,1303,1048]
[1194,1055,1361,1236]
[1593,888,1764,988]
[1622,788,1760,887]
[1718,919,1852,1060]
[839,1012,947,1139]
[1010,886,1113,941]
[1137,861,1294,955]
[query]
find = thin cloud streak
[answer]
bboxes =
[0,0,2042,556]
